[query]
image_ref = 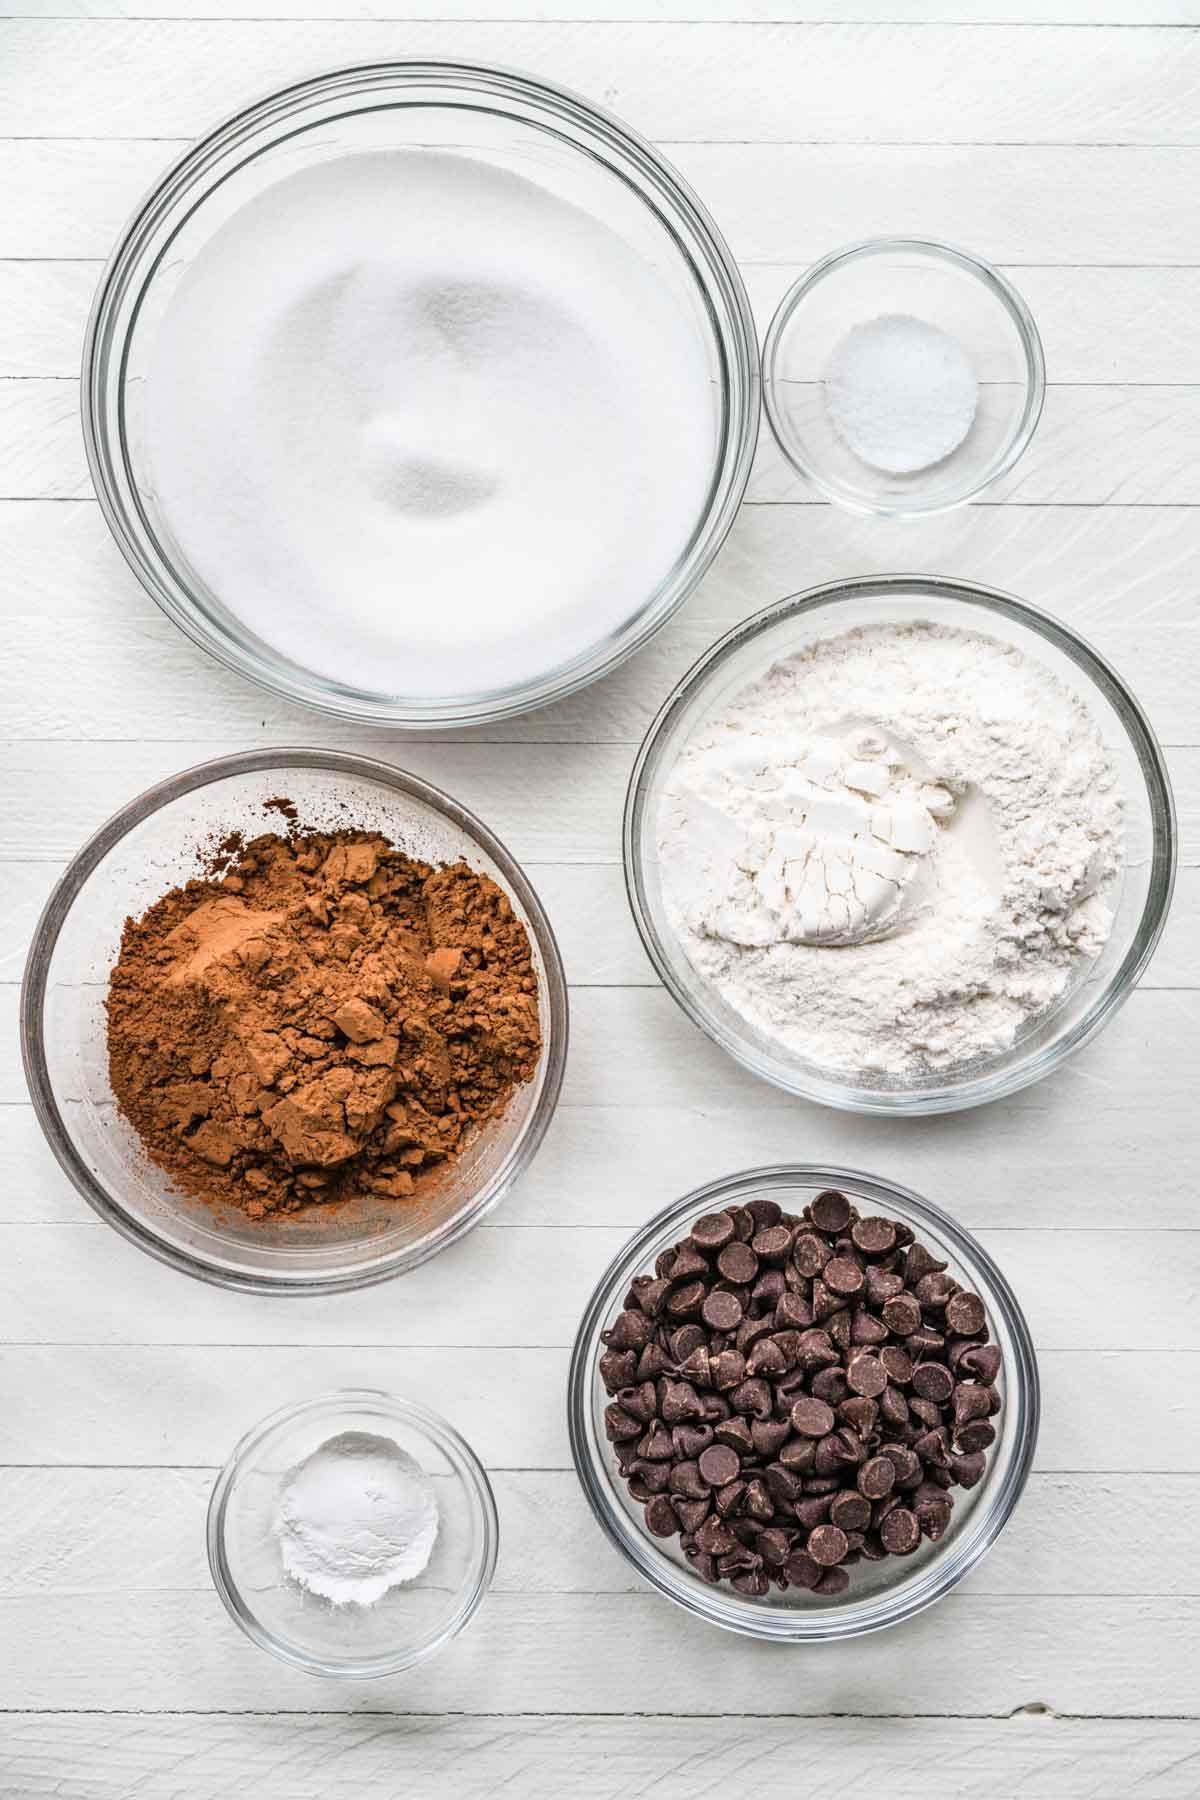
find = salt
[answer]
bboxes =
[824,313,978,475]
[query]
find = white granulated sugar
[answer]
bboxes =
[274,1431,439,1606]
[824,315,978,475]
[144,150,716,700]
[658,621,1124,1079]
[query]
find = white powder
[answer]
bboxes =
[143,150,717,700]
[658,621,1124,1079]
[824,315,978,474]
[274,1431,438,1606]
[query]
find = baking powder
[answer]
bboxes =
[274,1431,439,1606]
[658,621,1124,1078]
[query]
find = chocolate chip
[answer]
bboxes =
[600,1349,638,1393]
[904,1243,947,1282]
[747,1198,783,1228]
[857,1455,896,1500]
[879,1507,920,1555]
[865,1266,904,1307]
[665,1280,706,1319]
[690,1211,735,1251]
[830,1490,871,1532]
[717,1241,759,1285]
[604,1309,653,1351]
[851,1309,888,1346]
[951,1450,987,1488]
[911,1362,954,1404]
[744,1478,774,1522]
[783,1551,822,1590]
[814,1566,850,1595]
[669,1325,705,1362]
[730,1378,772,1420]
[838,1394,878,1435]
[672,1496,711,1533]
[880,1345,914,1385]
[604,1404,641,1443]
[711,1349,746,1391]
[672,1423,714,1459]
[792,1232,831,1278]
[882,1293,922,1336]
[960,1343,1002,1384]
[775,1290,814,1330]
[645,1496,678,1536]
[807,1524,849,1566]
[677,1344,712,1387]
[952,1383,994,1430]
[669,1459,709,1499]
[810,1191,853,1234]
[751,1225,793,1264]
[851,1216,898,1257]
[698,1443,741,1488]
[824,1255,866,1298]
[715,1478,747,1517]
[701,1289,744,1332]
[846,1355,888,1398]
[790,1395,836,1437]
[757,1526,793,1568]
[945,1290,987,1336]
[714,1414,754,1455]
[955,1420,997,1454]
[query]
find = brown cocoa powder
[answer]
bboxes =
[106,826,542,1219]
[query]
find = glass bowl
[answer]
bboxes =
[20,748,567,1292]
[81,60,759,728]
[208,1389,498,1677]
[568,1166,1039,1642]
[624,575,1175,1115]
[762,239,1044,516]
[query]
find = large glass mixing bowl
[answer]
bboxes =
[82,61,759,727]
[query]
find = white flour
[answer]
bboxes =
[275,1431,438,1606]
[824,314,978,474]
[658,621,1124,1078]
[143,149,716,700]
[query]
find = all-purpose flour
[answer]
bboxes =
[143,150,717,699]
[658,621,1124,1078]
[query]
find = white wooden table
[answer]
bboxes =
[4,4,1200,1795]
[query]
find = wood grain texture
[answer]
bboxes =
[3,500,1200,748]
[0,1591,1196,1714]
[1,1346,1193,1474]
[8,141,1200,262]
[17,260,1200,382]
[3,1468,1196,1597]
[2,7,1197,1787]
[6,1715,1200,1800]
[4,20,1200,143]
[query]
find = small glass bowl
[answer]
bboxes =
[208,1390,498,1678]
[20,748,567,1292]
[568,1166,1039,1642]
[763,238,1044,516]
[624,575,1175,1115]
[82,61,759,727]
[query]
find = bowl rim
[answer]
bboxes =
[207,1386,500,1678]
[567,1164,1041,1642]
[19,746,569,1294]
[623,573,1177,1115]
[761,236,1046,517]
[80,57,761,728]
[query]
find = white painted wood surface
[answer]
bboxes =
[3,6,1199,1796]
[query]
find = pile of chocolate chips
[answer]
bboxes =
[600,1190,1001,1598]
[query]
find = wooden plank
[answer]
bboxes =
[5,858,1196,993]
[6,1714,1200,1800]
[7,141,1200,263]
[15,375,1200,508]
[0,1589,1195,1713]
[3,21,1199,144]
[5,1,1197,22]
[0,1345,1190,1475]
[3,1467,1196,1599]
[0,1200,1194,1347]
[5,980,1200,1228]
[17,260,1200,384]
[2,499,1200,748]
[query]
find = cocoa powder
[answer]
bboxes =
[106,826,541,1219]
